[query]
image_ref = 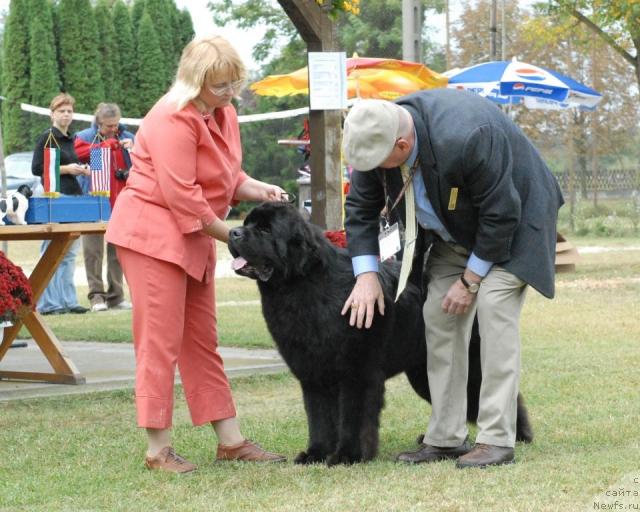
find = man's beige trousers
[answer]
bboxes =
[422,239,527,448]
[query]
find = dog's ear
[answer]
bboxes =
[16,185,33,199]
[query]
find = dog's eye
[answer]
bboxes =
[257,226,271,234]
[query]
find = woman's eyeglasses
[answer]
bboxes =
[208,80,245,96]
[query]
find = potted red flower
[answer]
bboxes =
[0,251,33,332]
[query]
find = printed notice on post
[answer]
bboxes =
[308,52,347,111]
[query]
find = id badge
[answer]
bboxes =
[378,222,401,262]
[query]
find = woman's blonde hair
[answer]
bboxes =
[167,35,246,110]
[49,93,75,112]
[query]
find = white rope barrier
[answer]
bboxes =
[13,98,312,125]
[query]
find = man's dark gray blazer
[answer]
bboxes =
[345,88,565,298]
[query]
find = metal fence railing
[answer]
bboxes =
[556,168,639,193]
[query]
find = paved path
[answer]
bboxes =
[0,340,286,402]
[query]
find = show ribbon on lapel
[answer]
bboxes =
[395,164,417,302]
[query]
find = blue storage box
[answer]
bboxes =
[26,196,111,224]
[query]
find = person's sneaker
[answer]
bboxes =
[144,446,197,474]
[110,300,132,310]
[216,439,286,462]
[91,302,108,312]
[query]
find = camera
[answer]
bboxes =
[115,169,129,181]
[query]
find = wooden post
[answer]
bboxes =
[277,0,343,230]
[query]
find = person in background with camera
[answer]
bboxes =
[75,103,134,312]
[31,93,90,315]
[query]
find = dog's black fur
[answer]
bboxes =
[228,202,533,465]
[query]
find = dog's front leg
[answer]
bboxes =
[327,371,386,466]
[294,383,339,465]
[326,378,368,466]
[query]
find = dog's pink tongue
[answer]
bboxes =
[232,256,248,271]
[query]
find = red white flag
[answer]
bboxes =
[43,147,60,193]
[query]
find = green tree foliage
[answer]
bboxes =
[2,0,188,147]
[143,0,174,88]
[2,0,31,153]
[176,8,195,60]
[130,0,145,38]
[56,0,104,113]
[135,10,167,115]
[209,0,445,185]
[94,0,118,103]
[548,1,640,88]
[166,0,182,69]
[28,0,60,142]
[111,0,138,116]
[453,0,638,206]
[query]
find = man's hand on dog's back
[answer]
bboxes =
[341,272,385,329]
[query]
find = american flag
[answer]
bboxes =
[90,146,111,194]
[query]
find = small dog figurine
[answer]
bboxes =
[0,185,32,225]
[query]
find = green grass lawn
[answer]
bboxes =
[0,238,638,510]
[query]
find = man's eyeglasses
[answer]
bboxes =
[208,79,245,96]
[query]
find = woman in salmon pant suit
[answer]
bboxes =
[106,35,287,473]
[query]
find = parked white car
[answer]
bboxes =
[1,151,43,196]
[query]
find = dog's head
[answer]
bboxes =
[0,185,31,225]
[227,202,333,284]
[16,185,33,199]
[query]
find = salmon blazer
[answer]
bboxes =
[106,96,248,282]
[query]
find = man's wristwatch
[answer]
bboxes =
[460,275,480,294]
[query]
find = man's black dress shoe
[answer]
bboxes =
[456,443,515,468]
[397,437,471,463]
[68,305,89,314]
[41,308,68,315]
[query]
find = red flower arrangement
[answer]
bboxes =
[324,229,347,248]
[0,251,33,324]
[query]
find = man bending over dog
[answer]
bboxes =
[341,89,564,468]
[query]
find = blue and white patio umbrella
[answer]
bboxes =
[446,58,602,111]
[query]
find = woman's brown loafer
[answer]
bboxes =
[216,439,286,462]
[144,446,198,473]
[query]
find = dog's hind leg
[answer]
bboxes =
[405,363,431,402]
[358,374,385,461]
[294,383,339,464]
[515,393,534,443]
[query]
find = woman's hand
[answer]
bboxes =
[202,217,230,242]
[235,177,286,202]
[61,163,90,176]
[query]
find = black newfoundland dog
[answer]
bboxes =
[228,202,533,465]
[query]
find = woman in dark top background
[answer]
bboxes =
[31,93,90,315]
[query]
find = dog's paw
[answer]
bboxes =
[326,449,362,467]
[294,450,326,465]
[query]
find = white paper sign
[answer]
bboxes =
[308,52,347,111]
